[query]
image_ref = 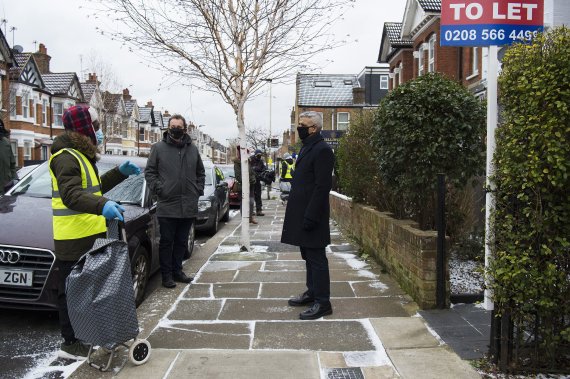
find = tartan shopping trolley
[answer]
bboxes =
[65,220,151,371]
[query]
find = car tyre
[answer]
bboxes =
[131,247,150,307]
[183,222,196,260]
[207,207,219,236]
[221,206,230,222]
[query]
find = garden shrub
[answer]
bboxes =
[336,110,395,210]
[373,73,486,230]
[490,27,570,369]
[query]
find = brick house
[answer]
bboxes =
[102,91,128,155]
[378,0,484,97]
[122,88,141,156]
[0,29,15,141]
[293,66,389,151]
[79,73,105,122]
[9,51,52,167]
[137,102,159,156]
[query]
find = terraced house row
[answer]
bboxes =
[0,32,228,168]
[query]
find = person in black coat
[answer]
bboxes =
[281,111,335,320]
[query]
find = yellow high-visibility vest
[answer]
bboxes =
[283,161,294,179]
[49,148,106,241]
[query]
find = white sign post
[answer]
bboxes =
[440,0,544,311]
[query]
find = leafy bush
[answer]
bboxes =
[490,27,570,368]
[336,110,395,210]
[373,73,486,230]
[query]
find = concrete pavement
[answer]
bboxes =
[70,195,481,379]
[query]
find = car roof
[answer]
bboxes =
[99,155,148,168]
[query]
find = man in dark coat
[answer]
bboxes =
[250,149,266,216]
[281,111,335,320]
[145,114,206,288]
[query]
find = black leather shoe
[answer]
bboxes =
[173,272,193,283]
[162,279,176,288]
[288,292,314,306]
[299,302,333,320]
[256,211,265,216]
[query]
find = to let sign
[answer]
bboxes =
[440,0,544,46]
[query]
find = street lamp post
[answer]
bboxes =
[261,78,273,200]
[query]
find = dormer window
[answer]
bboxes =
[343,80,353,85]
[314,80,332,87]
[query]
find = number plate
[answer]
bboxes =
[0,269,33,287]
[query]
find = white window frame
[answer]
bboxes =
[22,92,29,118]
[23,141,31,161]
[471,47,479,76]
[42,99,48,125]
[10,91,16,117]
[418,45,424,76]
[399,62,404,85]
[41,145,48,160]
[54,102,64,126]
[10,140,18,164]
[428,35,436,73]
[380,75,389,90]
[336,112,349,131]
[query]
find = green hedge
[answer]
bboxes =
[372,73,486,230]
[490,27,570,368]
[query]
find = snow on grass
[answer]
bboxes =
[449,256,484,294]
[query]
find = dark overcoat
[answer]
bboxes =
[281,133,334,248]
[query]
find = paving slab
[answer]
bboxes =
[167,299,223,320]
[210,251,277,261]
[387,347,480,379]
[253,321,376,351]
[212,282,260,298]
[196,270,237,283]
[260,282,355,299]
[234,270,307,282]
[351,279,406,297]
[218,299,301,320]
[166,350,320,379]
[370,317,440,349]
[147,322,252,349]
[117,349,181,379]
[201,261,263,272]
[263,260,306,271]
[182,283,211,298]
[325,298,410,319]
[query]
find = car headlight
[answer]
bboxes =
[198,200,211,212]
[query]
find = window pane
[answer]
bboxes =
[380,76,389,89]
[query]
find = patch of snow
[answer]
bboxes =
[344,351,391,367]
[368,281,389,291]
[330,191,352,202]
[358,319,394,367]
[449,256,484,294]
[333,252,358,259]
[422,322,446,346]
[22,357,83,379]
[356,270,378,279]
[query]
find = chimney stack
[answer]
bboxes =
[33,43,51,74]
[146,100,153,107]
[122,88,131,100]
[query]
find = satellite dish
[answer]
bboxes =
[13,45,23,53]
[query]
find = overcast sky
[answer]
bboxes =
[2,0,406,144]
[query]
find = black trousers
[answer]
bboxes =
[300,246,331,304]
[54,259,78,344]
[253,180,263,212]
[158,217,194,280]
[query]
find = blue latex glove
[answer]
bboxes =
[102,201,125,221]
[119,161,141,176]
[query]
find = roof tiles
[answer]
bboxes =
[297,74,360,107]
[417,0,441,12]
[42,73,76,94]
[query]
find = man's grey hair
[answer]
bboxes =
[299,111,323,130]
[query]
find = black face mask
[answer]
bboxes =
[297,126,310,140]
[169,127,185,139]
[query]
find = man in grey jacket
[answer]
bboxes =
[145,115,206,288]
[0,120,16,195]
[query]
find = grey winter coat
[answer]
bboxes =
[0,135,16,196]
[145,132,206,218]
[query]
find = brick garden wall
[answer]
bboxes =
[330,192,446,309]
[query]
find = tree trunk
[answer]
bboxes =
[237,105,251,250]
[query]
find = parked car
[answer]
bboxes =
[218,164,240,208]
[195,161,230,235]
[0,155,195,310]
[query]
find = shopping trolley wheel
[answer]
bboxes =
[129,339,151,365]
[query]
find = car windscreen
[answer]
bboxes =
[204,168,214,186]
[219,166,234,178]
[8,161,142,204]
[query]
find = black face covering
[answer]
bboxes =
[169,127,185,139]
[297,126,310,140]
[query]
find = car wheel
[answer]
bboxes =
[221,206,230,222]
[131,247,150,307]
[184,222,196,260]
[207,207,219,236]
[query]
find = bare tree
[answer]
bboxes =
[245,124,270,153]
[92,0,352,250]
[84,52,123,151]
